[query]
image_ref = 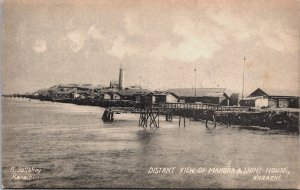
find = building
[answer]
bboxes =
[98,92,121,100]
[55,88,77,99]
[117,89,179,104]
[240,88,299,108]
[97,88,122,100]
[168,88,239,106]
[152,91,179,103]
[109,81,119,89]
[99,93,112,100]
[119,89,148,101]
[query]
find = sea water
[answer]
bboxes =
[2,98,300,188]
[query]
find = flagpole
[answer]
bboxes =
[242,57,245,100]
[194,68,197,103]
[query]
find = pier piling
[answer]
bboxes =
[179,116,181,126]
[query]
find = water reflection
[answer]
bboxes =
[136,129,157,143]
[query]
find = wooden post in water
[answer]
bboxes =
[138,113,142,126]
[158,109,160,128]
[193,110,195,121]
[179,116,181,126]
[111,112,114,122]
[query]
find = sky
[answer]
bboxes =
[2,0,300,96]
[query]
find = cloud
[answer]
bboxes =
[33,39,47,53]
[67,24,139,58]
[257,23,299,53]
[67,31,86,52]
[151,40,218,62]
[206,8,299,54]
[151,16,221,62]
[66,25,104,53]
[124,13,142,36]
[206,8,251,42]
[87,25,104,40]
[107,34,137,59]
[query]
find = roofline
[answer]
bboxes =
[249,88,299,98]
[168,87,227,90]
[247,88,268,97]
[268,96,300,98]
[257,88,269,96]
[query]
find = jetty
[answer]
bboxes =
[101,102,299,132]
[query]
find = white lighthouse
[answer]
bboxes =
[118,65,124,90]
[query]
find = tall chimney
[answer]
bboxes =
[119,65,124,90]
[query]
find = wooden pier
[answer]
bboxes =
[102,102,300,132]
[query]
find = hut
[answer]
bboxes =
[98,88,122,100]
[111,92,121,100]
[99,92,111,100]
[134,91,179,107]
[31,92,40,98]
[152,91,179,103]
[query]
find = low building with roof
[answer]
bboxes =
[55,88,77,99]
[240,88,299,108]
[151,91,179,103]
[118,89,149,101]
[168,88,239,106]
[132,91,179,106]
[116,89,178,104]
[98,92,121,100]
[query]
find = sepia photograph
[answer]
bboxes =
[1,0,300,189]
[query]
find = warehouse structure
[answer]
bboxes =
[168,88,239,106]
[240,88,299,108]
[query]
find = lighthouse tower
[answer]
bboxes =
[118,65,124,90]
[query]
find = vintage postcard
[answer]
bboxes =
[2,0,300,189]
